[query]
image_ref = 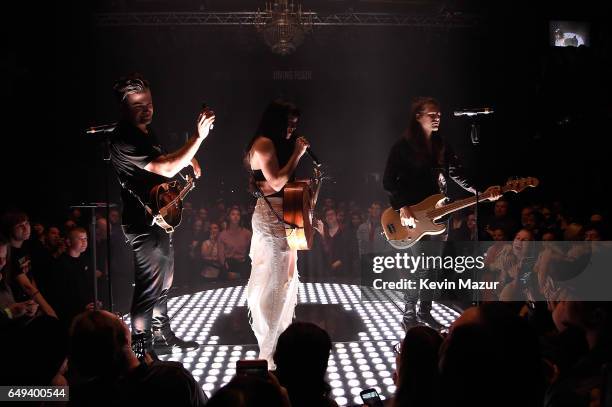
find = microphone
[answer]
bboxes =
[306,147,321,168]
[453,107,494,117]
[292,132,321,167]
[86,122,118,134]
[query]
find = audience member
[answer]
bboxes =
[273,321,338,407]
[68,310,208,406]
[206,375,290,407]
[218,208,252,280]
[439,303,544,407]
[1,210,57,317]
[201,222,222,280]
[392,325,442,407]
[52,227,100,330]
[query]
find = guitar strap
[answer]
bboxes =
[250,169,299,230]
[116,173,154,219]
[112,130,190,233]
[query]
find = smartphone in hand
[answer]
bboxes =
[360,388,384,407]
[236,359,268,379]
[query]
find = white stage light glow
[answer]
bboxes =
[123,283,459,405]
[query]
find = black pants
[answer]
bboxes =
[123,225,174,337]
[402,234,446,314]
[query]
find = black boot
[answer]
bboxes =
[401,301,418,332]
[153,327,199,355]
[417,302,443,330]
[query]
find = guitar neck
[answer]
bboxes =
[429,187,507,220]
[163,180,194,211]
[178,181,194,201]
[310,168,324,206]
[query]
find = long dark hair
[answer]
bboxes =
[244,99,300,193]
[245,99,300,168]
[403,96,445,166]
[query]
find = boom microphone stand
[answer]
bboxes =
[453,107,493,306]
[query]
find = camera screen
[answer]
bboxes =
[550,21,590,47]
[362,391,378,400]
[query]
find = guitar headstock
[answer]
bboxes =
[503,177,539,193]
[183,174,196,191]
[313,166,323,180]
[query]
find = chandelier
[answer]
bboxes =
[255,1,313,55]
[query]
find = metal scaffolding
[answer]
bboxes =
[95,11,478,28]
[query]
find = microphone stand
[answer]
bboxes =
[469,117,481,306]
[103,135,115,313]
[81,128,117,313]
[454,109,492,307]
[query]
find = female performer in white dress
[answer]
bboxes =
[245,100,309,369]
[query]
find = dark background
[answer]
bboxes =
[2,0,610,223]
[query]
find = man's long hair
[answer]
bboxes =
[403,96,445,166]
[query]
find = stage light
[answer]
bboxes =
[124,283,460,403]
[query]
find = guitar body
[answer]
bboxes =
[283,181,314,250]
[381,194,448,250]
[149,178,195,233]
[380,177,539,250]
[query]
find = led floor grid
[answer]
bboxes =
[123,283,460,406]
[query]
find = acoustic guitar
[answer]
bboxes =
[283,166,324,250]
[381,177,539,250]
[148,175,196,233]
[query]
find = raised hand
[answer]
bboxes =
[197,108,216,140]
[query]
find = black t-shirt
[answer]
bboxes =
[30,243,60,302]
[110,122,170,227]
[9,244,33,302]
[52,253,94,326]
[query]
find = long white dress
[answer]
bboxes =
[246,197,299,369]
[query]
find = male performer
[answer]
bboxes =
[383,97,500,330]
[109,73,215,357]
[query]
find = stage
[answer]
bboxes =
[122,282,461,405]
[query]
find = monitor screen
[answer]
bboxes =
[550,21,590,47]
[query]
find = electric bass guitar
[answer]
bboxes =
[381,177,539,249]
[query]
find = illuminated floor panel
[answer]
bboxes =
[123,283,460,405]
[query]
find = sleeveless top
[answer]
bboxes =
[250,135,295,198]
